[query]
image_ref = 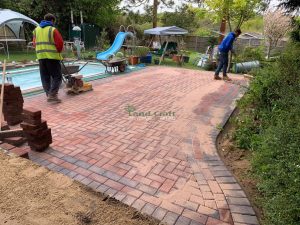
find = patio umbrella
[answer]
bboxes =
[144,26,188,65]
[0,9,38,59]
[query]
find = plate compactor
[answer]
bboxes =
[61,62,93,94]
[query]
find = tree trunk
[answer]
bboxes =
[267,44,271,59]
[218,17,226,44]
[153,0,159,28]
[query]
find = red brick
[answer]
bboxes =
[140,193,162,206]
[219,209,233,223]
[9,147,29,159]
[198,205,219,218]
[152,207,168,221]
[147,172,166,183]
[173,199,199,211]
[203,191,214,200]
[104,179,124,191]
[47,157,64,165]
[122,195,137,206]
[182,209,208,224]
[231,213,259,225]
[149,180,162,189]
[61,162,78,171]
[165,161,177,172]
[89,173,108,183]
[141,203,157,216]
[133,174,152,185]
[124,168,138,179]
[160,200,184,215]
[121,186,143,198]
[0,143,15,150]
[206,217,231,225]
[202,169,215,180]
[226,197,250,206]
[75,167,92,177]
[205,200,217,209]
[132,198,147,211]
[219,183,241,190]
[160,171,179,181]
[229,205,255,215]
[159,179,176,193]
[3,137,26,147]
[208,180,223,194]
[216,200,229,209]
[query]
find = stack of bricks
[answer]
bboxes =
[0,83,23,125]
[21,107,52,152]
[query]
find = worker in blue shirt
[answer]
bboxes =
[215,28,242,81]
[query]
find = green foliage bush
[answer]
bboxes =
[236,46,265,62]
[290,18,300,43]
[133,47,150,57]
[234,42,300,225]
[96,30,110,51]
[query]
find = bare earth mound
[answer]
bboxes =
[0,152,159,225]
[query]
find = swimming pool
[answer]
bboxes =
[3,62,107,91]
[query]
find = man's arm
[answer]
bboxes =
[228,35,236,52]
[32,30,36,48]
[53,29,64,53]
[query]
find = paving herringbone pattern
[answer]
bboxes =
[22,67,258,225]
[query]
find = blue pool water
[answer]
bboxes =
[4,63,106,91]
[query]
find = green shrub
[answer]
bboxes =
[236,46,265,62]
[234,42,300,225]
[96,29,110,50]
[133,47,150,57]
[290,18,300,43]
[203,61,215,71]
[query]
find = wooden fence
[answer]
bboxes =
[182,35,287,53]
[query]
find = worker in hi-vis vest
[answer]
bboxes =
[33,13,64,103]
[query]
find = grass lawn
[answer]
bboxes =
[0,51,37,63]
[151,51,202,70]
[0,50,82,63]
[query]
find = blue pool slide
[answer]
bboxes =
[96,32,134,61]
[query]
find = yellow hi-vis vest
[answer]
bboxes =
[33,26,63,60]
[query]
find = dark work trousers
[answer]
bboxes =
[215,52,229,77]
[39,59,62,96]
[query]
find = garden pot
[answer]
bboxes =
[154,59,159,65]
[172,55,182,63]
[140,54,152,64]
[128,56,139,65]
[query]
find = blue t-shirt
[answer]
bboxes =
[218,32,236,53]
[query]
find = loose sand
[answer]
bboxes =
[0,151,159,225]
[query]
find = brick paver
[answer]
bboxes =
[20,67,257,225]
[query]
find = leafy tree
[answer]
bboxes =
[1,0,121,38]
[184,0,205,8]
[279,0,300,12]
[124,0,174,28]
[161,4,216,35]
[161,5,197,31]
[125,10,152,25]
[264,10,291,58]
[204,0,264,31]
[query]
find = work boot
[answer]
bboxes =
[223,75,232,81]
[47,94,62,103]
[214,75,222,80]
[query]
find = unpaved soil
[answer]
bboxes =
[0,151,159,225]
[216,109,263,223]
